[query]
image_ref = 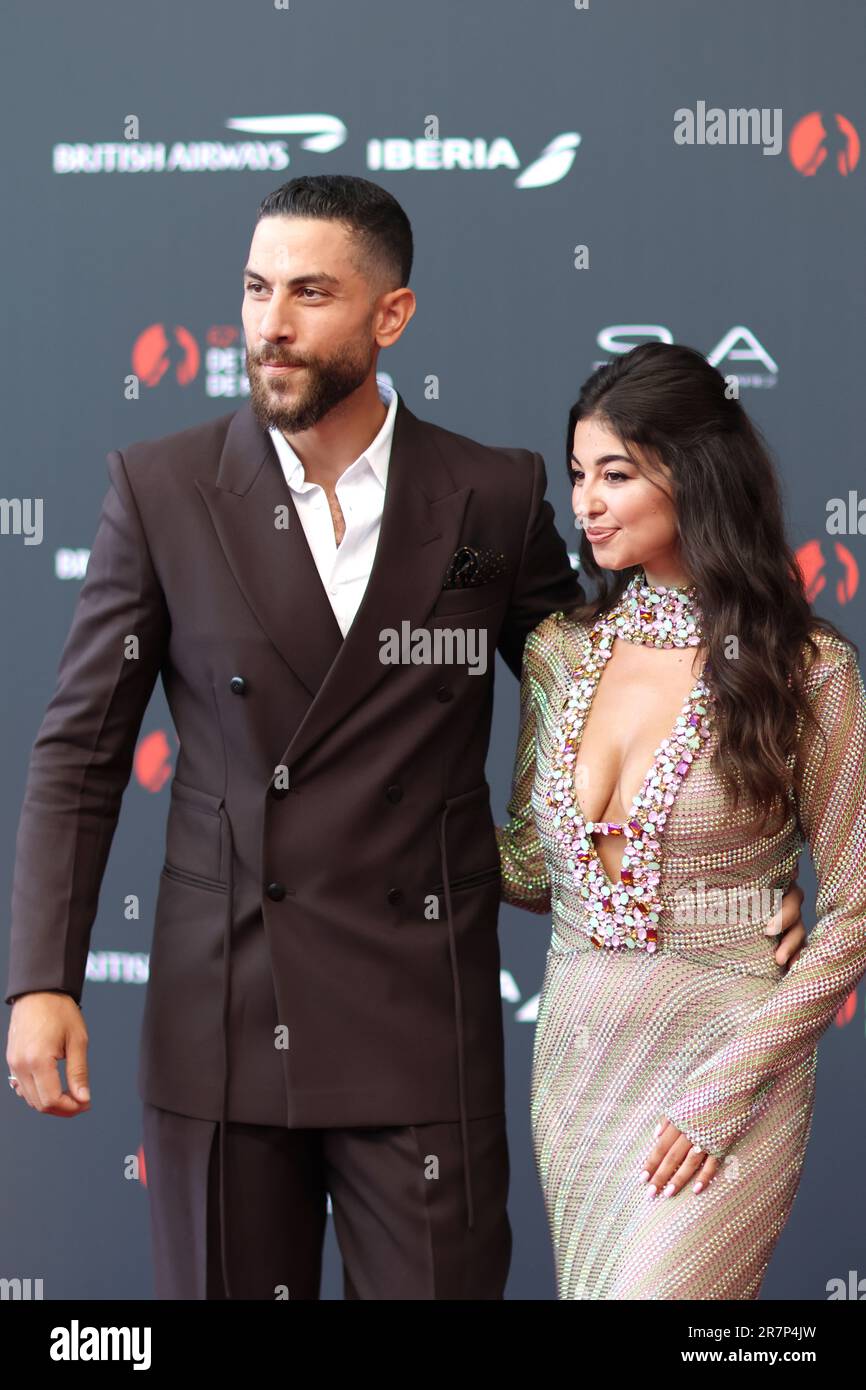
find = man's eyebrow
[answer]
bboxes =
[242,267,342,288]
[569,452,633,467]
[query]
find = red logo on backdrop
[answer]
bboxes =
[795,539,859,604]
[134,729,176,793]
[132,324,200,387]
[835,990,857,1028]
[207,325,239,348]
[138,1142,147,1187]
[788,112,860,176]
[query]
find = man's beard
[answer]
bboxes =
[246,339,374,435]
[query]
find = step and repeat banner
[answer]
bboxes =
[2,0,864,1301]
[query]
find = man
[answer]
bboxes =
[4,174,807,1299]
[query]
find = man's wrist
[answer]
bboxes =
[9,989,77,1005]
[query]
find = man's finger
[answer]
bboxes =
[765,882,804,936]
[42,1095,89,1117]
[15,1067,39,1109]
[66,1032,91,1104]
[30,1056,67,1111]
[774,922,807,965]
[778,943,803,970]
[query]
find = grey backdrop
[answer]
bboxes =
[2,0,864,1300]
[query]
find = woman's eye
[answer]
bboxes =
[570,469,629,482]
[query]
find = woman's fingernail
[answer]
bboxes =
[647,1184,657,1196]
[653,1122,664,1138]
[663,1182,675,1197]
[693,1181,703,1193]
[638,1169,650,1183]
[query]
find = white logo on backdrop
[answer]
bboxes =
[224,113,348,152]
[368,129,581,186]
[53,114,581,186]
[595,325,779,387]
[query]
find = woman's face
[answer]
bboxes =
[570,414,688,584]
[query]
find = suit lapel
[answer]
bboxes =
[195,394,472,769]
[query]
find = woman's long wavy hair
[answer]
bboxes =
[564,341,858,839]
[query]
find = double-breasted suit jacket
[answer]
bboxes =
[6,391,583,1227]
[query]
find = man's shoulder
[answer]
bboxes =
[409,405,543,481]
[113,406,239,479]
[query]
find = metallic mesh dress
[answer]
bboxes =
[495,610,866,1300]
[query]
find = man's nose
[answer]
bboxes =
[257,293,296,341]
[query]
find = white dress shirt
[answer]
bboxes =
[268,378,398,638]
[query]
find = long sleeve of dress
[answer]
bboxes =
[495,623,553,914]
[665,636,866,1159]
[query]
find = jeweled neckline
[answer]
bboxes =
[547,618,713,952]
[612,567,705,649]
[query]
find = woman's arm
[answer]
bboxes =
[495,621,553,914]
[665,635,866,1160]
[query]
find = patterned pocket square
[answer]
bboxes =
[442,545,508,589]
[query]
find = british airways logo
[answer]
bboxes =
[53,112,582,187]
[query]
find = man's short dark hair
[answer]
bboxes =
[256,174,414,297]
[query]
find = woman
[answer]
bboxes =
[496,341,866,1299]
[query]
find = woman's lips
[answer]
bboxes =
[585,527,619,542]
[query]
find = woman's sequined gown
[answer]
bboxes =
[496,611,866,1300]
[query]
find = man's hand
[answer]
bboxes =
[6,993,90,1116]
[765,862,807,969]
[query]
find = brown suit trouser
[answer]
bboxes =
[142,1103,511,1299]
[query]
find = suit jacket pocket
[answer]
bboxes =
[434,783,500,893]
[431,864,502,894]
[164,777,225,886]
[161,863,228,894]
[430,573,511,617]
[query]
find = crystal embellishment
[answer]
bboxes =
[548,571,713,953]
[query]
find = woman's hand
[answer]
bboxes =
[639,869,808,1196]
[639,1117,720,1196]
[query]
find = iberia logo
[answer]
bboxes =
[788,112,860,175]
[795,539,859,604]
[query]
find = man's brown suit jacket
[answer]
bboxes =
[6,393,583,1213]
